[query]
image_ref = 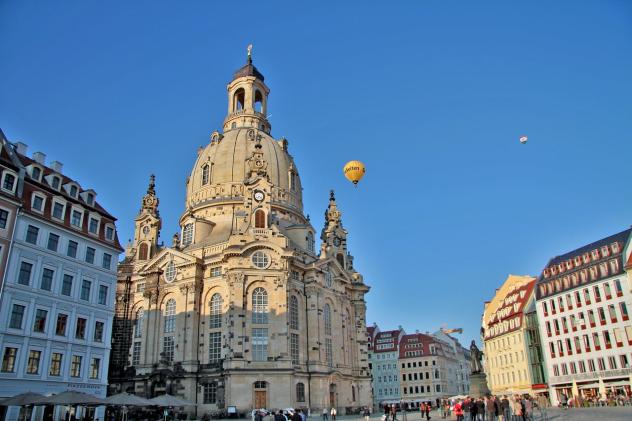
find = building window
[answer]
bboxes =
[85,247,95,264]
[209,293,222,328]
[0,209,8,229]
[67,240,78,258]
[33,309,47,333]
[202,164,210,185]
[290,333,299,365]
[324,304,332,335]
[46,233,60,252]
[210,266,222,277]
[307,232,315,253]
[208,332,221,362]
[81,280,91,301]
[105,225,114,241]
[98,285,108,305]
[40,268,54,291]
[132,342,141,366]
[162,336,174,362]
[89,358,100,379]
[71,210,82,227]
[25,225,39,244]
[69,185,78,198]
[325,338,333,367]
[56,314,68,336]
[203,383,217,404]
[325,270,333,288]
[2,173,16,192]
[1,348,17,372]
[254,209,266,228]
[252,287,268,324]
[94,321,104,342]
[251,251,270,269]
[31,167,41,180]
[51,176,60,189]
[289,295,299,330]
[164,261,176,282]
[49,353,63,376]
[61,274,73,296]
[9,304,25,329]
[252,328,268,361]
[296,383,305,402]
[136,283,145,293]
[134,308,144,338]
[75,318,87,339]
[32,195,44,212]
[164,299,176,333]
[88,218,99,234]
[26,350,41,374]
[52,202,64,220]
[17,262,32,285]
[70,355,82,377]
[182,223,193,246]
[102,253,112,270]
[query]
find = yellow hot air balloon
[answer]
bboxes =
[343,160,366,186]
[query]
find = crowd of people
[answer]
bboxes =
[441,395,549,421]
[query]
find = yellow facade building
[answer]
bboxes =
[482,275,546,396]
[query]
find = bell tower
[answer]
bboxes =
[223,45,271,133]
[320,190,352,269]
[128,174,162,261]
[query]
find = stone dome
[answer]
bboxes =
[185,127,303,214]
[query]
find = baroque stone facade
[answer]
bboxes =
[108,54,372,414]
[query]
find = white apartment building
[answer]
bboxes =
[0,143,122,421]
[368,326,405,409]
[535,228,632,404]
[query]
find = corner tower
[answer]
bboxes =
[127,174,161,261]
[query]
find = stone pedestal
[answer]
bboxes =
[469,372,490,398]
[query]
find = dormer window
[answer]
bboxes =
[31,194,45,213]
[86,193,94,206]
[88,217,99,235]
[69,185,78,198]
[2,172,16,193]
[31,167,41,181]
[105,225,114,241]
[611,242,620,253]
[51,176,61,190]
[71,209,83,228]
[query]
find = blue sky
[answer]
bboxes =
[1,0,631,346]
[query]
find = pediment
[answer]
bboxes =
[139,247,200,273]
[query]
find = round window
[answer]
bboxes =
[164,261,177,282]
[252,251,270,269]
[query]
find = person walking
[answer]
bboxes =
[485,397,496,421]
[535,395,549,421]
[322,408,328,421]
[363,407,371,421]
[500,396,510,421]
[330,408,337,421]
[454,400,464,421]
[469,399,478,421]
[476,399,485,421]
[523,397,532,421]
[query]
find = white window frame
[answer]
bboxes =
[50,197,67,222]
[65,183,80,199]
[70,205,84,229]
[181,222,194,246]
[1,170,18,194]
[30,192,46,214]
[28,165,43,182]
[87,212,101,236]
[104,223,115,241]
[0,207,11,232]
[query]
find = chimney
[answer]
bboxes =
[50,161,63,173]
[33,152,46,165]
[14,142,27,155]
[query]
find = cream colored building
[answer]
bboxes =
[108,53,372,415]
[482,275,543,396]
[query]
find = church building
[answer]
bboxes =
[108,52,372,414]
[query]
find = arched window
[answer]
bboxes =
[252,287,268,324]
[202,164,210,185]
[134,307,144,338]
[352,385,356,401]
[209,293,222,328]
[254,90,263,113]
[138,243,149,260]
[324,304,332,335]
[234,88,245,111]
[288,170,296,191]
[296,383,305,402]
[182,223,193,246]
[164,299,176,333]
[254,210,266,228]
[336,253,345,268]
[289,296,299,330]
[307,232,314,253]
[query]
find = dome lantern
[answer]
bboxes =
[223,45,271,133]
